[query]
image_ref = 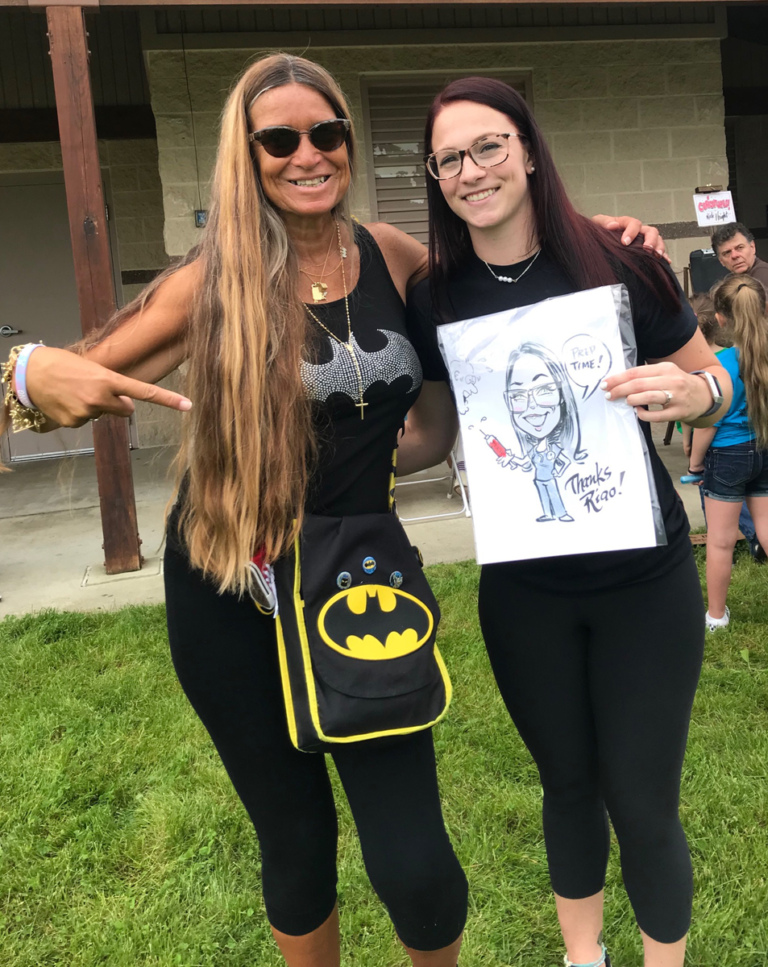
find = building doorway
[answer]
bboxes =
[0,172,130,462]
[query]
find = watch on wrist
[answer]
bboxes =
[690,369,724,419]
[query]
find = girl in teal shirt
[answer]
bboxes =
[690,274,768,628]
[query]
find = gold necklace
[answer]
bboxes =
[299,257,344,302]
[304,221,368,420]
[299,228,336,303]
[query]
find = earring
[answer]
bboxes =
[529,165,536,172]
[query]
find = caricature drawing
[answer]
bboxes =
[501,342,587,523]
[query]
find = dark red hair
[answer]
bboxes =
[425,77,679,315]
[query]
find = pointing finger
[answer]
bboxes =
[112,375,192,411]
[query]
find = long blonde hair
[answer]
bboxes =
[87,54,357,593]
[713,274,768,448]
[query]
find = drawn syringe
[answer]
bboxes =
[470,422,509,458]
[478,428,507,458]
[471,423,530,470]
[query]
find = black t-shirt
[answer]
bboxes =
[406,247,698,592]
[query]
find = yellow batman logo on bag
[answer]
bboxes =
[318,585,434,660]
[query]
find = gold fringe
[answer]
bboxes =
[1,345,47,432]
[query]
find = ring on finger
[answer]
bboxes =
[661,390,673,408]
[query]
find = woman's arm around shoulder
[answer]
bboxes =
[17,259,200,429]
[591,213,668,261]
[364,222,429,300]
[396,381,459,478]
[367,215,665,300]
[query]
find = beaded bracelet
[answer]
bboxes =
[1,344,47,432]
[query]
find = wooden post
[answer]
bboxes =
[47,5,142,574]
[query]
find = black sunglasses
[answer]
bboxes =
[248,119,350,157]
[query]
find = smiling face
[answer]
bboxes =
[248,82,351,219]
[430,101,535,240]
[506,353,562,441]
[716,232,757,274]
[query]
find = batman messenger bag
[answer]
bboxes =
[260,512,452,752]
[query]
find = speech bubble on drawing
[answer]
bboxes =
[562,334,612,400]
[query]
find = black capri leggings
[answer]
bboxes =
[478,553,704,944]
[163,542,467,949]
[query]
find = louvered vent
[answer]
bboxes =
[365,75,529,242]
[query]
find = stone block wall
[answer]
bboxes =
[0,139,168,290]
[147,36,727,277]
[107,139,170,276]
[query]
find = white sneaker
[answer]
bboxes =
[705,606,730,631]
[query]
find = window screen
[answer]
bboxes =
[364,74,529,242]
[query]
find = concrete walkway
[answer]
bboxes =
[0,424,700,617]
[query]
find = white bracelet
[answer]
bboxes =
[14,342,44,410]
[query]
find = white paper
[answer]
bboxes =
[693,190,736,228]
[437,285,658,565]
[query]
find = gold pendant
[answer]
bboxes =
[311,282,328,303]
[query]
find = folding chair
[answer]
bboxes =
[396,444,471,523]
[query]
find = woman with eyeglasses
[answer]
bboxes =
[6,54,663,966]
[407,77,731,967]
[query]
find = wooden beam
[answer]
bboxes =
[93,0,737,4]
[0,106,157,143]
[46,4,142,575]
[11,0,744,6]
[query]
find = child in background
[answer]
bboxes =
[689,275,768,630]
[682,294,765,564]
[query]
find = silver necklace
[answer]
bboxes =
[483,247,542,284]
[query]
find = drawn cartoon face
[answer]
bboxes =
[505,353,561,440]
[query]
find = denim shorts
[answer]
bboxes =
[702,440,768,501]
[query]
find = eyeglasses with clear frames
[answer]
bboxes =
[505,382,560,412]
[426,133,524,181]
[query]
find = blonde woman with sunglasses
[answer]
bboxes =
[4,54,662,967]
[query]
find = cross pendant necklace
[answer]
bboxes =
[304,220,367,420]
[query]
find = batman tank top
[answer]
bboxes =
[302,223,432,516]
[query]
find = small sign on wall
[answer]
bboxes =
[693,190,735,228]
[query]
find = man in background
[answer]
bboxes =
[711,222,768,290]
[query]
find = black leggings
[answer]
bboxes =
[163,542,467,949]
[478,553,704,944]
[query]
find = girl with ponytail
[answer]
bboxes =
[690,273,768,630]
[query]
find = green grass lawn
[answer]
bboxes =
[1,547,767,967]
